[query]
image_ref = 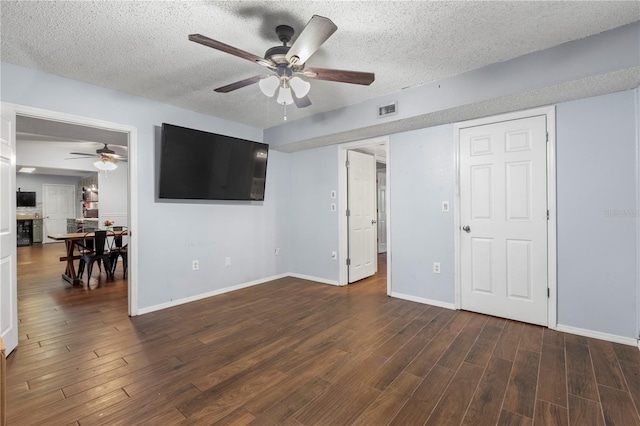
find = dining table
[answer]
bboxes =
[47,229,128,285]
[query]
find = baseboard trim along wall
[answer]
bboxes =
[137,273,290,315]
[389,291,456,310]
[137,272,339,315]
[287,273,340,286]
[556,324,639,347]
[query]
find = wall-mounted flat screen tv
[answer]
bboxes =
[159,123,268,201]
[17,191,36,207]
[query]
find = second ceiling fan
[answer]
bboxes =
[189,15,375,109]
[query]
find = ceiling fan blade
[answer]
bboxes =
[65,157,95,160]
[293,95,312,109]
[214,75,263,93]
[304,67,375,85]
[285,15,337,66]
[189,34,275,68]
[69,152,97,157]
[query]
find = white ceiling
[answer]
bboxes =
[2,1,639,130]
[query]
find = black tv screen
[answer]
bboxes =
[17,191,36,207]
[159,123,268,201]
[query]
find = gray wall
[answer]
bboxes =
[288,145,340,281]
[389,125,456,303]
[98,162,128,228]
[556,90,638,338]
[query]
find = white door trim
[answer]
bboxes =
[453,106,557,328]
[338,136,390,293]
[2,102,139,316]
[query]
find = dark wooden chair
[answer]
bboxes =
[109,226,128,278]
[76,237,96,278]
[78,230,114,282]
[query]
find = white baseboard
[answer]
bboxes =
[287,273,340,286]
[556,324,639,347]
[136,272,341,315]
[137,273,289,315]
[389,291,456,310]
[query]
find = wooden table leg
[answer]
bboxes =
[61,240,81,285]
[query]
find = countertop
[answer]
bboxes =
[17,215,42,221]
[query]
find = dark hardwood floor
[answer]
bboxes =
[9,243,640,425]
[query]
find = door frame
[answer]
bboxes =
[2,102,139,316]
[377,167,387,254]
[338,136,390,292]
[453,106,557,328]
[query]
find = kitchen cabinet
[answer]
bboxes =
[77,175,98,200]
[32,219,43,244]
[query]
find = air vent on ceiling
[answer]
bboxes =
[378,101,397,118]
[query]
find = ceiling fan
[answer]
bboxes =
[67,143,127,171]
[189,15,375,110]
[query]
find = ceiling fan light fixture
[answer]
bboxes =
[94,159,118,171]
[277,86,294,105]
[259,75,279,97]
[289,76,311,98]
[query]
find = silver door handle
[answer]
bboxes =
[462,225,471,233]
[371,220,377,224]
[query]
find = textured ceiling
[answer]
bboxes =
[2,1,639,130]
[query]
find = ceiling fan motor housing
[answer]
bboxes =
[264,45,290,65]
[96,143,115,155]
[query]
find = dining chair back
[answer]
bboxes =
[109,226,128,278]
[79,230,114,282]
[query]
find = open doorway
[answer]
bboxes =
[338,137,390,293]
[5,102,138,318]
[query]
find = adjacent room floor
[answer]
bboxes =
[8,244,640,425]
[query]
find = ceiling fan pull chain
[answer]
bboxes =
[283,102,288,121]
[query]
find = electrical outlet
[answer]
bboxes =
[192,260,199,271]
[275,248,280,256]
[331,251,337,260]
[330,190,336,199]
[225,257,231,267]
[433,262,441,274]
[331,203,336,212]
[442,201,450,212]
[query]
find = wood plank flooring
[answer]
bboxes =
[8,243,640,425]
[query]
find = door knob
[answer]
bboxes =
[371,220,377,224]
[462,225,471,233]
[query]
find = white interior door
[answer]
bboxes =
[377,169,387,253]
[43,184,76,243]
[0,107,18,354]
[347,150,377,283]
[460,115,548,325]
